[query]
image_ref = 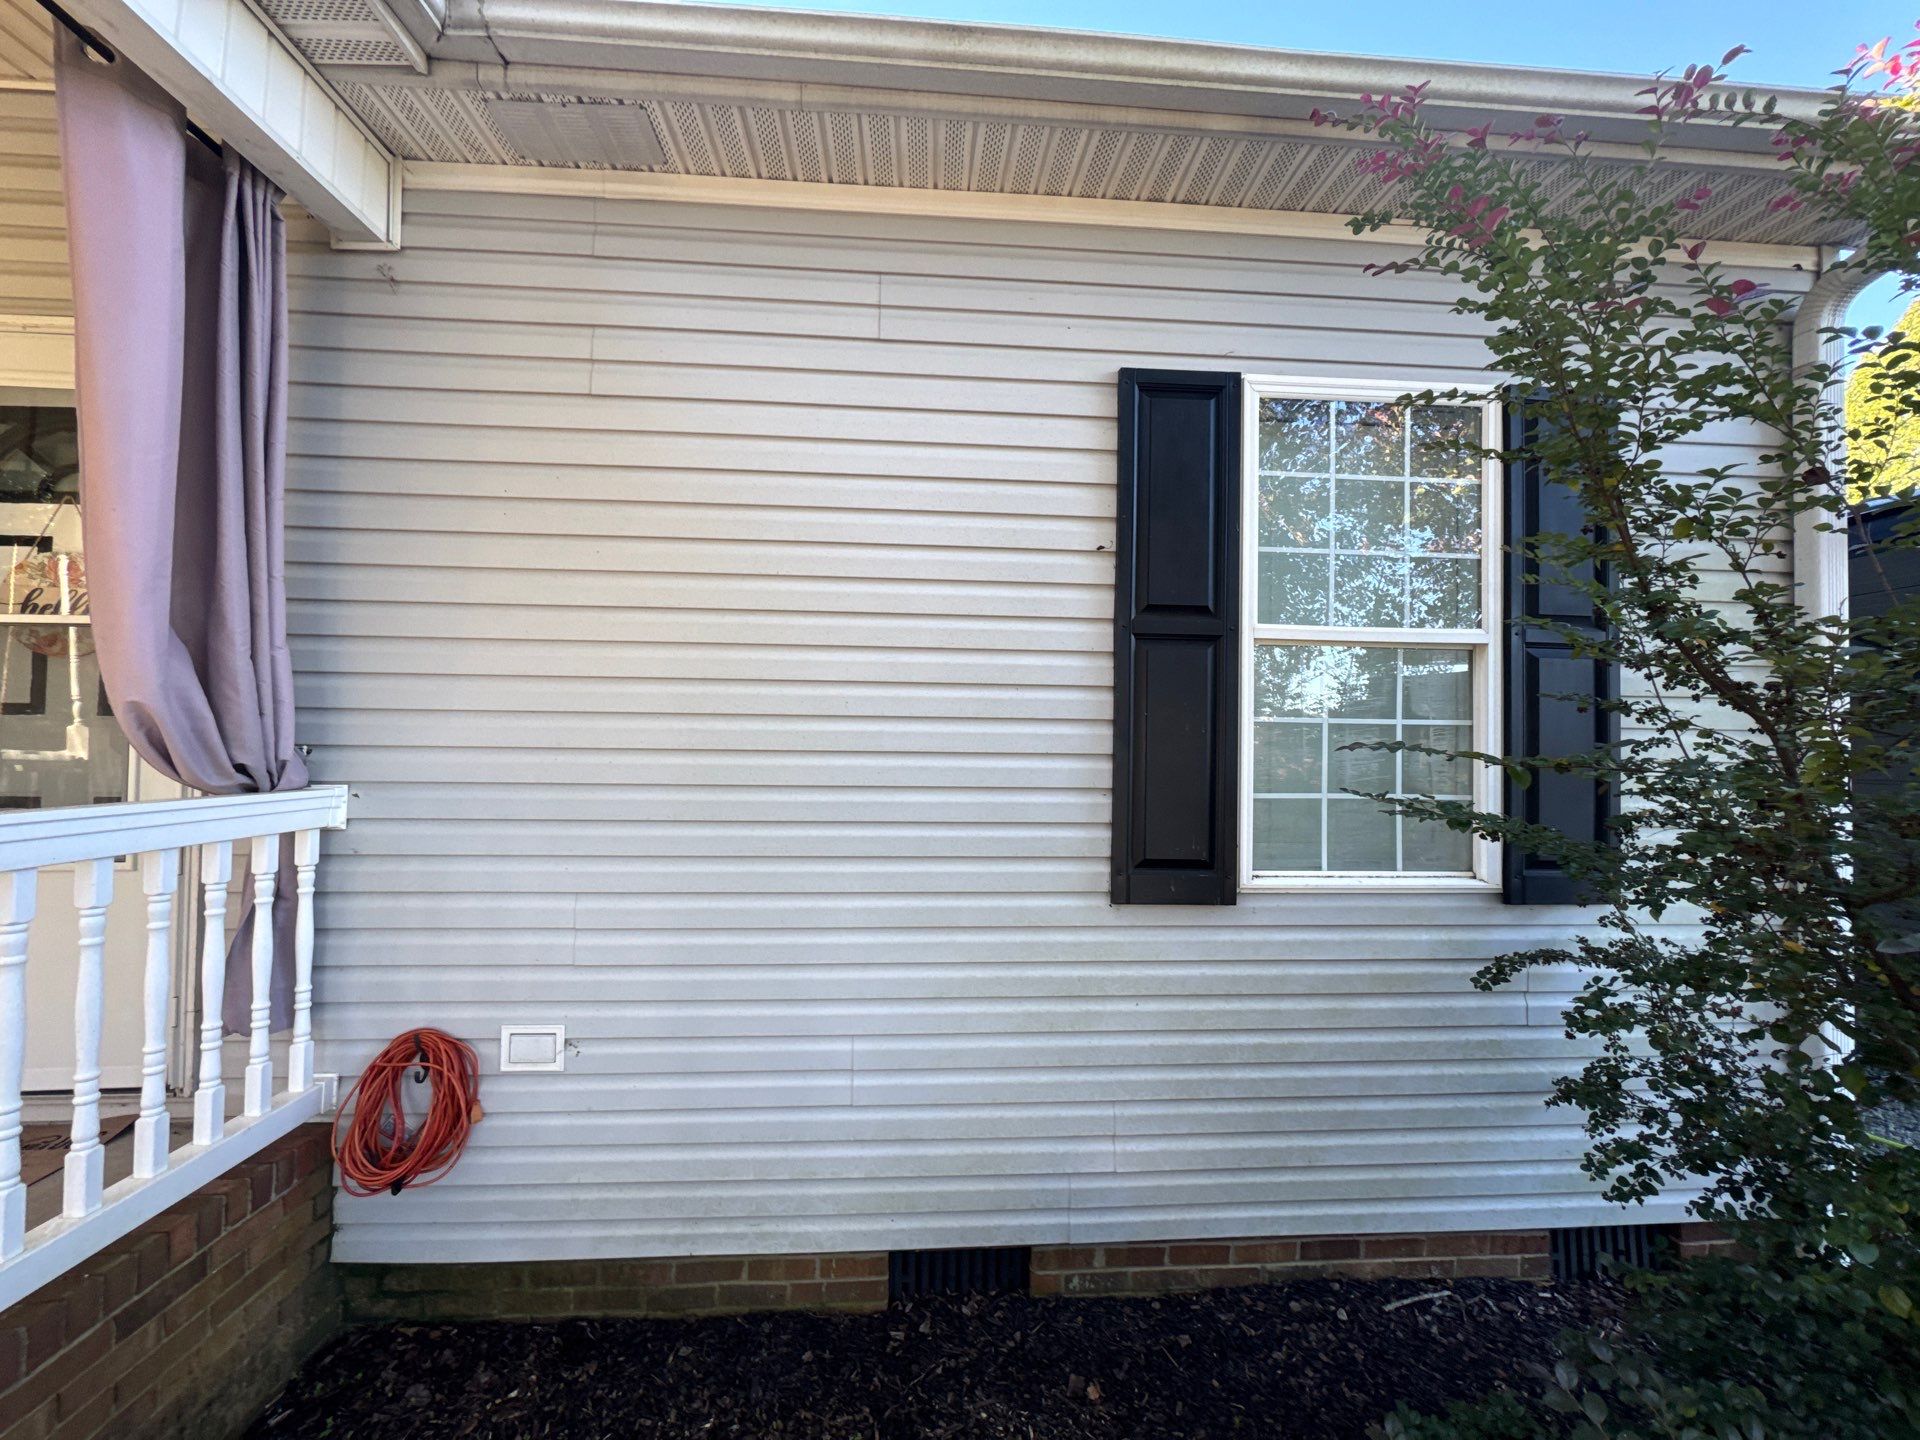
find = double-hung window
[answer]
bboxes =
[1239,378,1501,889]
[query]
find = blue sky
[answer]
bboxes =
[706,0,1906,91]
[707,0,1915,335]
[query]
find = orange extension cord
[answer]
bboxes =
[332,1028,484,1198]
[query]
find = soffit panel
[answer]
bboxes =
[329,78,1849,248]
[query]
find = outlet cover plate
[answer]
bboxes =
[499,1024,566,1072]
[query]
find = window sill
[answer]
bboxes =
[1240,875,1501,894]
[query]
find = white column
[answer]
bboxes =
[243,835,279,1116]
[0,869,36,1259]
[193,841,233,1146]
[133,849,180,1179]
[288,830,319,1093]
[64,858,113,1218]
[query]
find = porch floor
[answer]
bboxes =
[21,1106,195,1232]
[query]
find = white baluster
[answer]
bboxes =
[243,835,278,1116]
[65,858,113,1218]
[0,869,36,1259]
[193,841,232,1146]
[133,850,179,1179]
[288,830,319,1093]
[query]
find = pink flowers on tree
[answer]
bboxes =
[1313,84,1444,186]
[1313,28,1919,321]
[1634,48,1748,122]
[1850,27,1920,86]
[1703,279,1762,318]
[1441,186,1509,249]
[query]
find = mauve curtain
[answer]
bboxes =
[53,33,309,1032]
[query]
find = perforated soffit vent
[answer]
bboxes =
[482,98,668,169]
[258,0,425,71]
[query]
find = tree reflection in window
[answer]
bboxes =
[1249,392,1487,877]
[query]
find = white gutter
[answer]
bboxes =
[1792,255,1884,624]
[384,0,448,46]
[420,0,1825,153]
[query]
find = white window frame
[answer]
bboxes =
[1237,374,1504,893]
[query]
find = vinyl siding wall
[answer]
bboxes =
[285,187,1808,1265]
[0,89,63,318]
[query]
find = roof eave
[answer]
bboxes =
[425,0,1831,155]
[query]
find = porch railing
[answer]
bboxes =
[0,786,349,1310]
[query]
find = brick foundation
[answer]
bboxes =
[338,1252,893,1322]
[341,1230,1557,1322]
[1031,1232,1552,1297]
[1673,1222,1739,1260]
[0,1125,339,1440]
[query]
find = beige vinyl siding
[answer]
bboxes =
[288,187,1806,1263]
[0,89,65,317]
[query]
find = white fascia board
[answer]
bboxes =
[60,0,400,247]
[427,0,1824,156]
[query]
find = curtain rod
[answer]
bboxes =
[36,0,224,158]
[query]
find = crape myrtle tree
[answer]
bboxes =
[1307,27,1920,1440]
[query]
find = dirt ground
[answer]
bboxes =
[248,1275,1615,1439]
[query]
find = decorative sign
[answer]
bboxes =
[5,550,95,657]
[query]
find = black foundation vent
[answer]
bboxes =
[888,1246,1031,1301]
[1550,1225,1678,1282]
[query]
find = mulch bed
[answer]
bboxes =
[250,1276,1617,1440]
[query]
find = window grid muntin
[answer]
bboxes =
[1239,377,1500,888]
[1255,395,1483,633]
[1250,643,1474,875]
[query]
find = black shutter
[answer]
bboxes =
[1503,396,1614,904]
[1111,369,1241,905]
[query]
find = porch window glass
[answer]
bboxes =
[1242,385,1499,885]
[0,401,129,811]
